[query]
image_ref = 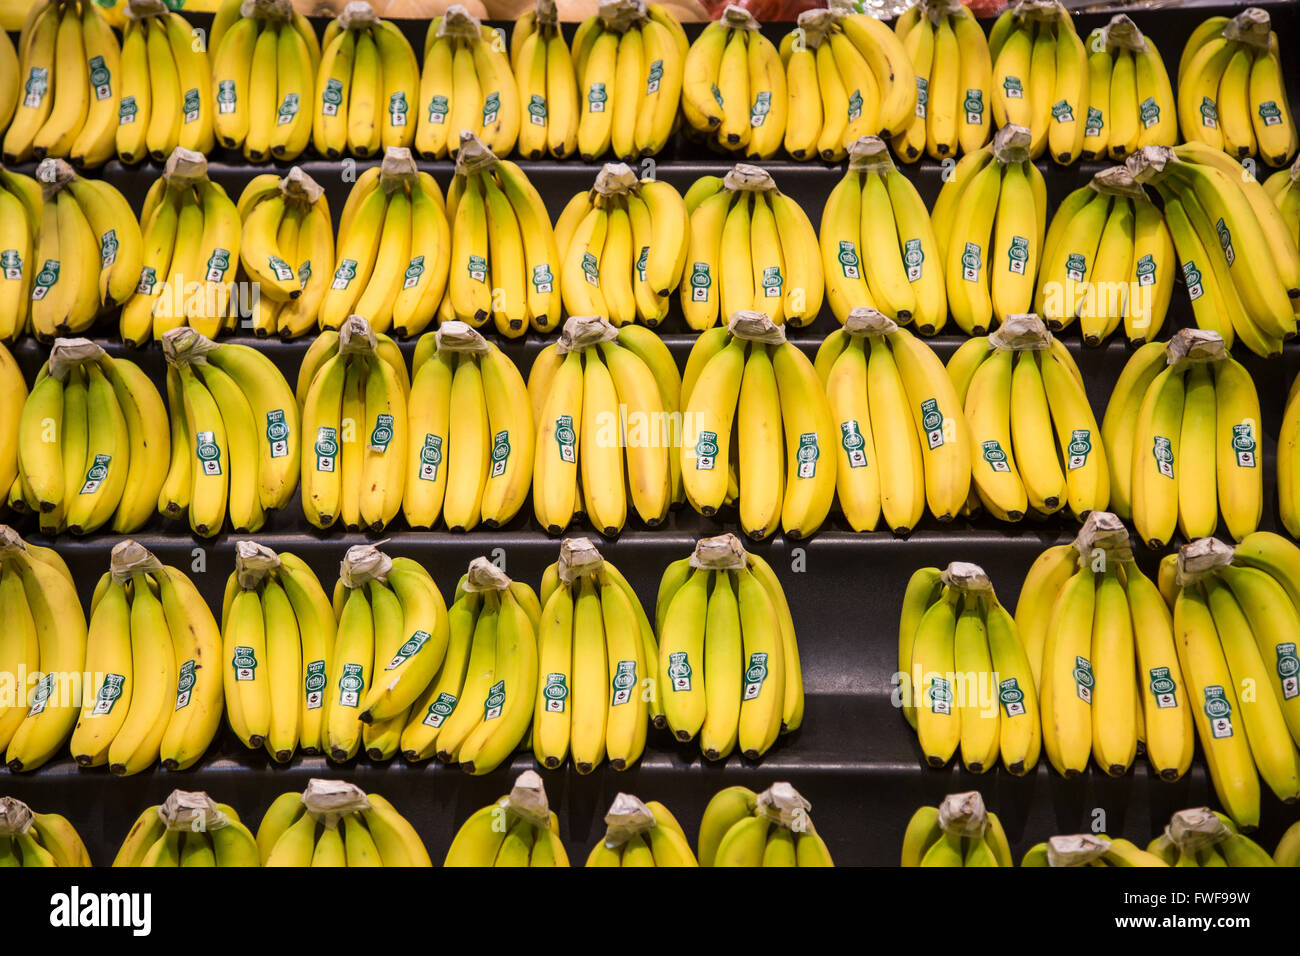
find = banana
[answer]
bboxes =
[1039,566,1095,777]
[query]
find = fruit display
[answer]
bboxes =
[529,316,677,536]
[298,316,409,531]
[509,0,579,160]
[2,0,120,167]
[208,0,320,161]
[15,339,167,535]
[814,313,970,533]
[1079,15,1176,162]
[159,327,300,536]
[555,163,688,327]
[1163,533,1300,829]
[112,790,258,867]
[1021,833,1167,866]
[0,343,23,500]
[931,125,1047,334]
[530,538,658,772]
[890,0,992,162]
[404,321,533,531]
[0,796,91,867]
[72,540,222,775]
[324,544,451,764]
[584,793,697,865]
[899,561,1039,774]
[315,149,449,336]
[698,783,833,866]
[218,542,336,762]
[0,166,42,341]
[1100,329,1261,549]
[0,526,85,773]
[944,314,1108,523]
[1015,515,1192,780]
[444,770,570,866]
[987,0,1089,165]
[655,534,802,759]
[396,555,534,773]
[901,792,1013,866]
[1177,8,1297,168]
[257,779,432,866]
[680,166,822,329]
[1033,166,1174,345]
[1147,807,1277,866]
[1266,155,1300,247]
[415,5,518,160]
[819,137,945,331]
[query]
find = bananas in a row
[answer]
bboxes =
[656,535,802,760]
[15,339,166,535]
[681,167,822,330]
[1021,833,1167,866]
[584,793,697,866]
[945,315,1107,523]
[901,792,1012,867]
[509,0,578,160]
[445,771,569,866]
[1101,330,1261,550]
[218,543,335,763]
[820,137,945,331]
[113,790,258,867]
[891,0,992,162]
[159,327,300,536]
[697,783,833,867]
[529,317,679,536]
[1147,807,1278,866]
[0,797,90,867]
[0,167,44,340]
[556,163,688,327]
[258,780,432,866]
[1080,15,1176,162]
[531,539,659,773]
[74,540,222,775]
[1177,8,1297,168]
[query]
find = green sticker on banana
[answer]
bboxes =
[320,78,342,116]
[338,663,365,708]
[389,91,409,127]
[1148,666,1177,709]
[1203,685,1233,738]
[982,440,1010,472]
[418,433,443,481]
[91,673,125,716]
[277,92,299,125]
[480,92,498,126]
[23,67,48,109]
[1006,236,1028,276]
[928,676,951,715]
[920,399,945,449]
[88,55,111,100]
[1,249,22,280]
[837,241,861,279]
[1066,429,1091,470]
[1182,261,1204,300]
[1215,218,1234,265]
[915,76,928,118]
[1002,75,1023,100]
[468,254,488,282]
[693,430,718,470]
[532,263,554,293]
[331,258,357,291]
[1135,254,1156,287]
[840,421,867,468]
[1276,643,1299,700]
[528,94,547,126]
[206,247,230,282]
[1139,96,1160,128]
[422,691,457,726]
[79,454,112,494]
[304,660,326,710]
[182,88,200,124]
[218,80,236,115]
[1050,100,1074,123]
[667,651,692,691]
[483,680,506,720]
[266,409,289,458]
[542,674,568,713]
[554,415,576,463]
[903,239,923,281]
[611,660,637,706]
[369,413,394,453]
[232,645,257,681]
[491,430,510,478]
[30,259,59,300]
[427,94,448,124]
[1084,106,1103,137]
[999,678,1026,717]
[960,242,981,282]
[386,630,431,671]
[196,430,222,476]
[175,660,196,709]
[796,432,819,478]
[588,82,607,114]
[753,90,772,127]
[1152,436,1174,478]
[403,255,425,290]
[118,95,138,124]
[1258,101,1281,127]
[315,425,338,472]
[1232,424,1256,468]
[742,653,768,701]
[963,88,983,124]
[1199,96,1218,129]
[689,261,711,300]
[1073,656,1094,704]
[646,60,663,95]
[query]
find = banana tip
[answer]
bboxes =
[575,762,593,774]
[1159,769,1180,782]
[161,759,180,771]
[925,756,946,768]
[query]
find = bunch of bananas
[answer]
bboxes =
[819,137,945,331]
[509,0,577,160]
[556,163,688,327]
[656,534,802,760]
[404,322,532,531]
[326,545,453,765]
[208,0,319,161]
[415,5,516,160]
[113,791,258,867]
[1101,330,1261,549]
[120,150,241,345]
[682,167,822,330]
[945,315,1107,523]
[1267,156,1300,245]
[931,126,1047,334]
[900,562,1039,774]
[1018,517,1192,780]
[218,543,335,763]
[570,0,686,160]
[901,792,1012,867]
[1161,533,1300,828]
[891,0,992,162]
[113,0,212,165]
[234,167,333,337]
[71,540,222,775]
[315,151,448,337]
[258,780,431,867]
[815,313,970,533]
[697,783,833,867]
[396,556,534,773]
[0,344,23,500]
[1178,8,1297,168]
[1034,166,1174,346]
[3,0,120,167]
[1021,833,1167,867]
[0,526,84,773]
[1147,807,1278,867]
[1131,143,1300,358]
[443,135,560,336]
[0,167,42,340]
[529,316,678,536]
[159,327,300,536]
[585,794,697,866]
[298,317,409,531]
[1080,16,1175,162]
[530,539,658,773]
[0,797,90,867]
[445,771,569,866]
[15,339,166,535]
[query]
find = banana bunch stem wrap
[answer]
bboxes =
[1147,807,1278,866]
[699,782,831,866]
[444,771,569,867]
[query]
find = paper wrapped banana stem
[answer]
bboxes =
[234,540,282,590]
[726,310,787,345]
[1088,166,1149,203]
[378,147,418,194]
[109,539,165,585]
[557,536,606,584]
[0,526,32,563]
[453,132,499,178]
[125,0,170,20]
[160,327,218,368]
[989,313,1052,352]
[337,314,379,357]
[590,163,641,207]
[159,148,210,189]
[598,0,649,32]
[158,790,238,832]
[842,307,898,339]
[337,0,379,31]
[555,315,619,354]
[278,167,325,207]
[596,793,657,848]
[434,320,491,355]
[794,8,836,48]
[936,790,989,838]
[46,338,108,381]
[991,125,1033,165]
[1174,537,1234,587]
[688,532,748,571]
[1045,833,1111,867]
[753,782,814,832]
[34,158,75,200]
[915,0,964,23]
[722,164,776,194]
[1011,0,1068,25]
[241,0,294,22]
[1095,14,1148,54]
[1165,328,1227,371]
[719,4,759,31]
[847,136,896,174]
[500,770,552,830]
[940,561,993,597]
[1073,511,1134,566]
[437,4,484,40]
[533,0,559,28]
[1221,7,1271,49]
[299,778,371,828]
[463,555,513,592]
[0,797,35,837]
[1164,807,1231,855]
[338,543,394,589]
